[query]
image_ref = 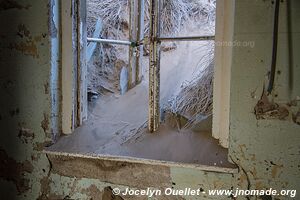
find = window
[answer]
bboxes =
[52,0,235,171]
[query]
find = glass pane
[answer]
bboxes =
[159,0,216,37]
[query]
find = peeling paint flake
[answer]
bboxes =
[17,24,31,39]
[292,109,300,125]
[41,113,50,134]
[18,127,34,144]
[254,92,289,120]
[102,186,124,200]
[9,40,39,58]
[0,148,33,194]
[44,82,49,94]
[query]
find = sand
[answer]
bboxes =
[47,33,234,168]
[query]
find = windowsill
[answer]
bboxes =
[45,121,237,173]
[44,150,238,175]
[44,149,236,190]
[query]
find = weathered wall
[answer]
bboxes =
[228,0,300,198]
[0,0,60,199]
[0,0,299,200]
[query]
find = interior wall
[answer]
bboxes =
[0,0,299,199]
[0,0,60,199]
[228,0,300,196]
